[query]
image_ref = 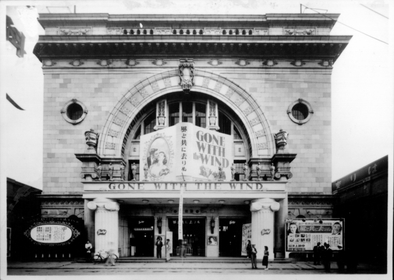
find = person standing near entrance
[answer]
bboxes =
[313,242,321,265]
[336,244,345,272]
[85,240,93,262]
[165,239,171,262]
[262,246,269,270]
[155,236,163,258]
[322,242,332,272]
[246,240,252,258]
[250,244,257,269]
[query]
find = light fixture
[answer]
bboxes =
[244,200,250,205]
[168,200,174,204]
[210,217,215,234]
[142,199,149,203]
[193,200,200,204]
[157,217,162,234]
[218,200,225,204]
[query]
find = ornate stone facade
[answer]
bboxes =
[34,12,350,259]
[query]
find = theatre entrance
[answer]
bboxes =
[168,217,206,256]
[219,218,244,257]
[129,217,154,257]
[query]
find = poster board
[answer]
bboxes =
[241,223,251,256]
[286,219,344,252]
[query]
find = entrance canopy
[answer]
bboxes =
[82,180,287,205]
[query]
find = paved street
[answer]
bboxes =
[7,259,384,276]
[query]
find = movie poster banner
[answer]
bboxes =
[140,122,233,181]
[285,219,344,252]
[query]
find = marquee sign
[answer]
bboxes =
[140,122,233,182]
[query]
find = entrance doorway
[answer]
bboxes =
[129,218,154,257]
[219,218,244,257]
[168,217,205,256]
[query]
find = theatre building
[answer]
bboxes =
[33,13,350,260]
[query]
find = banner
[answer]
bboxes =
[285,219,344,252]
[178,185,184,239]
[140,122,233,181]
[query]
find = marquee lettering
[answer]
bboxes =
[104,182,264,191]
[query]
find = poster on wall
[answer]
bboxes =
[241,223,251,256]
[208,236,218,245]
[285,219,344,252]
[140,122,234,181]
[166,231,173,254]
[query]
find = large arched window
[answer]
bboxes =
[125,92,250,180]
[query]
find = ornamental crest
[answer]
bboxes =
[179,59,194,93]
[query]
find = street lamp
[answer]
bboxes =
[210,217,215,234]
[157,217,162,234]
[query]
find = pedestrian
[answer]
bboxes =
[346,246,358,273]
[262,246,269,270]
[165,239,171,262]
[246,240,252,258]
[85,240,93,262]
[322,242,332,272]
[313,242,321,265]
[155,236,163,258]
[337,244,345,272]
[250,244,257,269]
[105,248,117,266]
[182,240,187,257]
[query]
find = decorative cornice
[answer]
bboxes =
[33,36,351,62]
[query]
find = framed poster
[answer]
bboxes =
[286,219,344,252]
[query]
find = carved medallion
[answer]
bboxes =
[178,59,194,93]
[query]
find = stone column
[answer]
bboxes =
[84,200,95,245]
[250,198,280,260]
[87,197,119,254]
[274,196,288,258]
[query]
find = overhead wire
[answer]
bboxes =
[359,3,389,19]
[301,4,388,45]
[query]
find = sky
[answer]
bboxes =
[0,0,392,190]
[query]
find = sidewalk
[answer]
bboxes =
[7,259,382,273]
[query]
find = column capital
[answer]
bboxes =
[250,198,280,212]
[87,197,119,211]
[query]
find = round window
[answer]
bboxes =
[61,99,88,125]
[287,99,313,125]
[291,103,309,121]
[66,103,83,120]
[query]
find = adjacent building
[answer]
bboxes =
[33,12,351,259]
[7,178,41,259]
[332,155,388,272]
